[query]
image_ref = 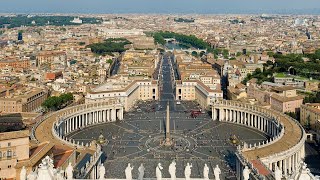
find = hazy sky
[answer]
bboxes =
[1,0,320,14]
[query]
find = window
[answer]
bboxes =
[8,143,11,147]
[7,150,12,158]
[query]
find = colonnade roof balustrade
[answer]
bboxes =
[214,100,304,160]
[23,101,122,168]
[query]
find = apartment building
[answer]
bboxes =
[0,130,29,179]
[85,77,159,111]
[0,87,48,113]
[36,51,67,66]
[175,80,223,109]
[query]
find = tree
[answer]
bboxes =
[106,59,113,64]
[42,93,74,111]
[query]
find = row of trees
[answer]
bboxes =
[303,91,320,103]
[0,15,102,28]
[174,18,195,23]
[87,38,131,56]
[242,49,320,85]
[242,68,273,85]
[152,31,229,58]
[42,93,74,111]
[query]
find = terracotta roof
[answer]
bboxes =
[0,130,29,141]
[271,94,304,103]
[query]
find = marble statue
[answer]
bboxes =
[184,163,193,180]
[27,169,37,180]
[20,166,27,180]
[66,162,74,180]
[275,166,282,180]
[97,144,102,153]
[243,166,250,180]
[99,164,106,179]
[169,161,176,180]
[203,164,210,180]
[138,163,145,180]
[156,163,163,180]
[56,169,65,180]
[213,164,221,180]
[125,163,133,180]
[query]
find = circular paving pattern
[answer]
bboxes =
[143,133,194,153]
[67,102,270,180]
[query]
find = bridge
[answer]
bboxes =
[164,38,176,42]
[165,48,207,54]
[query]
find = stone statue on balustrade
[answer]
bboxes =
[99,163,106,179]
[169,160,176,180]
[138,163,145,180]
[20,166,27,180]
[243,166,250,180]
[203,164,210,180]
[156,163,163,180]
[97,144,102,153]
[125,163,133,180]
[184,163,193,180]
[213,164,221,180]
[56,169,65,180]
[27,169,38,180]
[66,162,74,180]
[275,166,282,180]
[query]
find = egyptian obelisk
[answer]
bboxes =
[165,101,172,145]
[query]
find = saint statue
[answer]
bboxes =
[99,164,106,179]
[20,166,27,180]
[203,164,210,180]
[66,162,74,180]
[184,163,193,180]
[274,166,282,180]
[169,161,176,180]
[138,164,145,180]
[213,164,221,180]
[125,163,133,180]
[156,163,163,180]
[27,169,38,180]
[243,166,250,180]
[56,170,65,180]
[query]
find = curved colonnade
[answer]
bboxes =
[31,100,124,179]
[37,99,305,179]
[212,100,306,179]
[52,101,124,149]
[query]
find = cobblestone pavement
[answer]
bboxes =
[68,105,269,179]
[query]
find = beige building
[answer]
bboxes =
[175,80,223,109]
[0,87,48,113]
[85,77,159,111]
[300,103,320,129]
[300,103,320,143]
[119,50,160,78]
[227,83,247,100]
[270,86,303,113]
[36,51,66,67]
[0,130,29,179]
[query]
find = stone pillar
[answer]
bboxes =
[111,109,116,121]
[288,155,292,174]
[212,108,216,120]
[107,109,110,121]
[65,121,68,134]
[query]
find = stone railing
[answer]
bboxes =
[214,100,285,152]
[51,101,124,149]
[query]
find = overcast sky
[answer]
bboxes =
[1,0,320,14]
